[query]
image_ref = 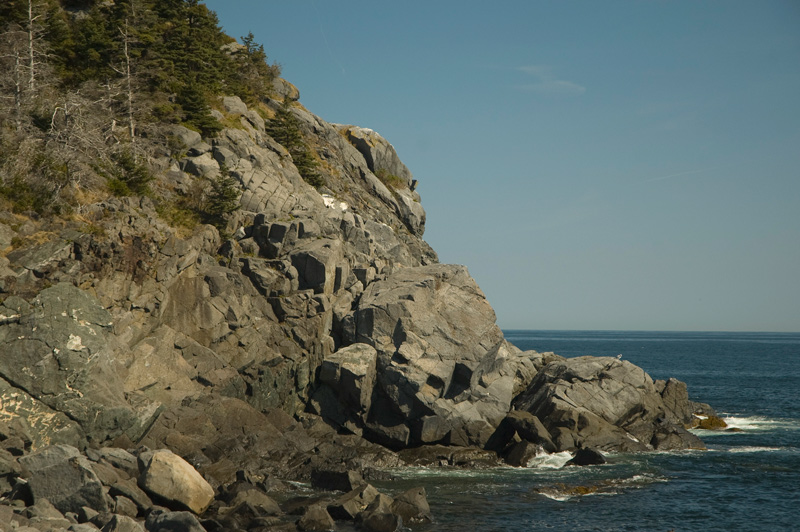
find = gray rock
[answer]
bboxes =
[108,479,153,514]
[0,283,141,446]
[271,78,300,101]
[503,440,545,467]
[182,153,219,178]
[0,376,85,450]
[167,126,202,151]
[211,146,238,168]
[492,411,557,453]
[356,493,401,532]
[100,515,145,532]
[327,483,379,521]
[312,343,377,431]
[222,95,248,115]
[144,510,205,532]
[227,489,280,516]
[113,495,139,517]
[390,487,431,524]
[70,524,102,532]
[310,468,364,492]
[338,126,413,189]
[289,238,343,295]
[297,504,335,532]
[345,264,535,448]
[514,356,704,452]
[565,447,606,466]
[18,444,110,515]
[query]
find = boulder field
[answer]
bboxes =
[0,91,718,530]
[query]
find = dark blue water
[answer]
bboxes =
[379,330,800,532]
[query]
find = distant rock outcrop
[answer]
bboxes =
[513,356,705,452]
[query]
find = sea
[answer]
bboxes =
[375,330,800,532]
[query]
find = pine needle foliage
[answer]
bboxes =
[266,98,324,188]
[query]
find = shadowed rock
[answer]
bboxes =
[18,444,109,515]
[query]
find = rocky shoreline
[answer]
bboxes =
[0,89,722,531]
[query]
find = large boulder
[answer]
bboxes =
[342,264,539,449]
[310,343,377,433]
[18,444,110,514]
[138,450,215,514]
[338,126,414,189]
[0,284,146,446]
[513,356,705,452]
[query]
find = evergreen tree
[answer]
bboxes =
[266,98,324,188]
[203,171,240,231]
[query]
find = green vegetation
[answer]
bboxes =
[105,149,153,196]
[202,169,241,231]
[266,98,325,188]
[375,168,406,191]
[0,0,279,214]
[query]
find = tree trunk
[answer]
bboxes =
[27,0,35,93]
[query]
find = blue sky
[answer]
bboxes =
[204,1,800,332]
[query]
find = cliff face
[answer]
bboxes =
[0,82,708,478]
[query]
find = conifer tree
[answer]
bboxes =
[266,98,324,188]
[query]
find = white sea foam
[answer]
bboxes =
[537,490,575,502]
[723,416,800,431]
[526,451,573,469]
[727,446,787,453]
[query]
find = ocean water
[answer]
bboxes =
[377,330,800,532]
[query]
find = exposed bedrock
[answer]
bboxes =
[512,356,706,452]
[331,263,542,449]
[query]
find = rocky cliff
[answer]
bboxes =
[0,82,717,530]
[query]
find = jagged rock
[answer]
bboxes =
[100,514,145,532]
[222,96,248,115]
[182,153,219,178]
[514,356,704,452]
[144,509,206,532]
[289,238,344,295]
[310,468,364,492]
[0,376,85,450]
[18,444,109,515]
[114,495,140,517]
[138,450,214,514]
[345,264,538,449]
[91,449,139,479]
[565,447,606,467]
[327,483,379,521]
[71,524,102,532]
[167,126,202,151]
[390,487,431,524]
[110,478,154,513]
[356,493,401,532]
[311,343,377,432]
[338,126,413,189]
[487,411,557,454]
[503,440,545,467]
[272,78,300,101]
[297,504,335,532]
[658,377,694,425]
[227,489,280,516]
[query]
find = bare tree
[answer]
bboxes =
[0,25,27,127]
[112,20,136,146]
